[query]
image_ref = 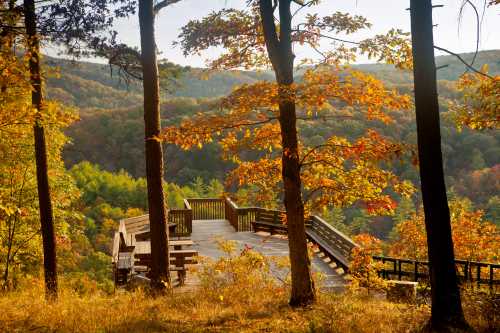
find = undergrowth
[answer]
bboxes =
[0,243,497,332]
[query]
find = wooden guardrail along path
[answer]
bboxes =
[112,197,500,289]
[188,198,225,220]
[373,256,500,288]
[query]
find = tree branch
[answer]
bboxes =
[153,0,182,14]
[259,0,281,67]
[433,45,494,79]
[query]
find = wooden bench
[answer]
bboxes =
[170,239,194,250]
[251,220,288,234]
[171,249,198,284]
[134,223,177,241]
[251,209,288,235]
[119,232,135,252]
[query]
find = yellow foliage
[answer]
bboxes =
[451,70,499,130]
[0,272,497,332]
[350,234,387,293]
[0,34,80,288]
[389,198,500,263]
[163,68,414,213]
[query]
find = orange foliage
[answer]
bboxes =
[451,68,499,130]
[163,68,415,213]
[390,199,499,262]
[167,2,415,214]
[350,234,385,291]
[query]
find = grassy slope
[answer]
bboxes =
[1,286,498,333]
[1,245,498,332]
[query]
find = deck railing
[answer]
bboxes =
[113,197,500,287]
[187,198,225,220]
[169,211,192,236]
[372,256,500,288]
[224,197,291,232]
[307,215,358,263]
[224,197,260,231]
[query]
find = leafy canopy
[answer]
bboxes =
[164,0,415,214]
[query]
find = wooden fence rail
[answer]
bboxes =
[168,209,192,236]
[223,197,257,231]
[305,215,358,270]
[372,256,500,288]
[112,197,500,288]
[187,198,225,220]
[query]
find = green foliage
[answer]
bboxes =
[485,196,500,227]
[0,49,80,289]
[63,101,235,184]
[70,161,148,210]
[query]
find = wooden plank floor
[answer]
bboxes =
[185,219,347,291]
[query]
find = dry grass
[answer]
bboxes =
[0,287,422,332]
[0,281,498,332]
[0,246,497,332]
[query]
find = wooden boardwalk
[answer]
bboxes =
[190,219,346,290]
[115,198,499,291]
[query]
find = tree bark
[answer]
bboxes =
[24,0,58,299]
[3,216,15,289]
[259,0,315,306]
[138,0,170,289]
[409,1,468,330]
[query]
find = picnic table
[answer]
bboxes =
[133,238,197,285]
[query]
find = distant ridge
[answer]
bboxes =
[45,49,500,110]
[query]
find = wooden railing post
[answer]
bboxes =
[489,265,493,290]
[463,261,467,283]
[477,264,481,288]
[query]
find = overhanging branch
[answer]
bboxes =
[434,45,494,79]
[153,0,182,15]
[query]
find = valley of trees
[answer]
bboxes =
[60,53,500,236]
[0,0,498,332]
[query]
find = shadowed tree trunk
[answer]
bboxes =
[409,0,469,330]
[138,0,170,290]
[259,0,315,306]
[23,0,57,299]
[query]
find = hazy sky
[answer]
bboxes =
[72,0,500,66]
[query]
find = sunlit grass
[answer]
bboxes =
[1,280,498,332]
[0,246,497,332]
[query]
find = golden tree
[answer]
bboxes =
[0,35,78,290]
[165,0,413,306]
[451,68,499,130]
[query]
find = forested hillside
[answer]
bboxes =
[47,50,500,108]
[56,50,500,233]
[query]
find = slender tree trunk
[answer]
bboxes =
[138,0,170,290]
[409,1,468,330]
[24,0,58,300]
[3,216,14,289]
[259,0,315,306]
[0,1,16,93]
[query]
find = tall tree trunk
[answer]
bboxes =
[138,0,170,290]
[259,0,315,306]
[3,216,14,289]
[3,226,12,289]
[409,1,468,330]
[24,0,58,299]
